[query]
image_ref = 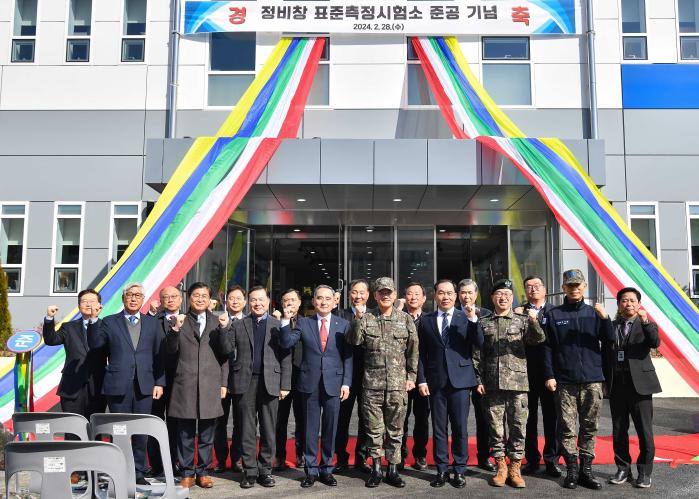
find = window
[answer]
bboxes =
[308,37,330,106]
[51,203,84,294]
[406,37,437,106]
[122,0,146,62]
[681,36,699,59]
[628,203,659,259]
[688,204,699,297]
[621,0,647,60]
[679,2,699,60]
[67,0,91,62]
[208,32,256,106]
[12,0,37,63]
[482,37,531,106]
[0,203,28,294]
[110,203,141,266]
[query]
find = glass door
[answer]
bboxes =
[347,225,394,309]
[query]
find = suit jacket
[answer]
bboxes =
[602,317,662,396]
[42,318,107,400]
[521,302,554,381]
[88,312,165,397]
[417,308,483,390]
[220,314,291,397]
[339,308,365,386]
[280,314,353,396]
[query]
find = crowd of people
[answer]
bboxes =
[42,268,661,490]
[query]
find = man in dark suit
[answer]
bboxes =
[88,283,165,485]
[418,279,483,488]
[219,286,291,489]
[456,278,495,472]
[165,282,229,489]
[515,276,561,478]
[274,288,305,471]
[213,285,247,474]
[335,278,371,473]
[280,284,352,488]
[603,287,661,489]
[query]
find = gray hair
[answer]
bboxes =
[122,282,145,298]
[457,279,478,293]
[314,284,335,297]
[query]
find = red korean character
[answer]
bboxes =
[511,6,530,26]
[229,6,247,25]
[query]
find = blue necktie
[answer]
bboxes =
[128,315,138,326]
[441,312,450,341]
[198,315,205,335]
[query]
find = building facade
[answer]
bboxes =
[1,0,699,328]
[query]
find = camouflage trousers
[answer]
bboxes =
[555,382,603,460]
[361,389,408,464]
[485,389,528,459]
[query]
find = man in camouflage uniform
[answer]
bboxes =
[347,277,419,489]
[473,279,545,488]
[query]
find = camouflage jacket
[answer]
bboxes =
[473,310,545,392]
[346,307,419,390]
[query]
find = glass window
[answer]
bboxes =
[689,205,699,297]
[681,36,699,59]
[67,39,90,62]
[679,0,699,33]
[629,203,658,257]
[510,227,548,304]
[111,204,140,264]
[68,0,92,36]
[482,64,532,106]
[54,268,78,294]
[58,204,82,216]
[630,204,655,216]
[349,226,393,309]
[0,202,26,294]
[122,38,145,62]
[623,36,647,60]
[53,203,83,294]
[207,74,255,106]
[691,218,699,266]
[483,37,529,60]
[13,0,37,36]
[621,0,646,33]
[319,37,330,61]
[397,227,434,312]
[11,39,34,62]
[407,37,419,60]
[124,0,147,36]
[210,32,256,71]
[56,219,81,265]
[407,64,437,105]
[307,64,329,106]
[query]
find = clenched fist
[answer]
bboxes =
[173,314,187,331]
[272,309,282,320]
[527,308,539,322]
[638,309,649,323]
[218,313,230,329]
[593,303,608,320]
[149,300,160,315]
[47,305,59,318]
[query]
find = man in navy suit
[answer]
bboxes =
[417,279,483,488]
[280,285,352,488]
[88,282,165,485]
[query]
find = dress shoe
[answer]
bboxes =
[257,474,275,487]
[385,464,405,488]
[273,460,288,472]
[231,460,243,473]
[478,458,496,472]
[179,476,195,488]
[147,467,163,478]
[356,455,372,473]
[609,467,632,484]
[334,460,349,473]
[635,474,651,488]
[430,471,449,488]
[413,456,428,471]
[545,461,562,478]
[451,472,466,489]
[196,475,214,488]
[240,474,256,489]
[135,476,149,486]
[296,454,306,468]
[522,461,539,474]
[319,473,338,486]
[300,474,316,488]
[365,459,383,488]
[211,464,226,474]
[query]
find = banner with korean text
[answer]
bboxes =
[184,0,580,35]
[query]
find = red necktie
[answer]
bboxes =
[320,318,328,352]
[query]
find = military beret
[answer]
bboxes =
[491,279,513,294]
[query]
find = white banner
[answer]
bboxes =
[184,1,580,36]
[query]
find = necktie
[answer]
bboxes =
[198,315,205,335]
[623,321,632,338]
[128,315,137,326]
[441,312,450,340]
[319,318,328,352]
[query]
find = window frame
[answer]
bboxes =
[50,202,85,297]
[627,201,661,262]
[305,36,331,108]
[480,36,534,108]
[10,0,40,63]
[206,32,258,109]
[405,36,438,109]
[620,0,648,61]
[686,202,699,297]
[65,0,92,63]
[0,201,29,296]
[108,201,142,269]
[121,0,148,63]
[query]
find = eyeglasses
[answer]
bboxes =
[190,294,210,300]
[162,294,180,301]
[525,284,543,290]
[125,293,144,299]
[493,291,513,298]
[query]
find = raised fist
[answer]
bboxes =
[593,303,608,319]
[464,305,477,320]
[47,305,59,318]
[638,309,648,322]
[355,304,366,319]
[272,309,282,320]
[174,314,187,331]
[218,313,230,329]
[514,306,524,314]
[527,309,539,322]
[396,298,406,311]
[149,300,160,315]
[208,299,218,312]
[283,306,295,320]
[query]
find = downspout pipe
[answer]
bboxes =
[165,0,181,138]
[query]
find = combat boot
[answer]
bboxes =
[563,457,579,489]
[365,458,383,488]
[384,464,406,488]
[578,456,602,490]
[507,459,526,488]
[489,457,508,487]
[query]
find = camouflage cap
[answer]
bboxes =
[562,268,586,285]
[491,279,513,294]
[373,277,396,292]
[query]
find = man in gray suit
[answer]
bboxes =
[166,282,229,489]
[219,286,292,489]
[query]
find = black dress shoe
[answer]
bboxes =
[635,474,651,488]
[334,461,349,473]
[273,460,288,472]
[413,457,428,471]
[135,476,149,486]
[451,472,466,489]
[609,467,632,485]
[319,473,338,486]
[430,472,449,488]
[522,461,539,474]
[296,454,306,469]
[231,461,243,473]
[212,464,226,474]
[257,474,275,487]
[300,475,316,488]
[545,461,562,478]
[240,475,256,489]
[478,459,496,472]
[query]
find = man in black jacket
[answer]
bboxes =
[603,287,661,489]
[542,269,615,490]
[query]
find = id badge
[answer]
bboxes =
[617,351,625,362]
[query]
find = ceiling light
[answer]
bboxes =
[297,198,306,202]
[367,251,372,255]
[489,198,499,202]
[366,229,373,233]
[392,198,402,202]
[293,228,301,232]
[310,251,315,254]
[439,229,446,233]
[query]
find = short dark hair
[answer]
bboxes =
[314,284,335,297]
[226,285,246,298]
[187,282,211,297]
[404,282,426,295]
[616,287,641,303]
[349,279,369,291]
[281,288,301,300]
[434,279,456,292]
[78,288,102,304]
[248,285,269,297]
[523,275,545,287]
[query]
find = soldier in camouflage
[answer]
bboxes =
[473,279,545,489]
[346,277,419,489]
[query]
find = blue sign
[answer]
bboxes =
[7,330,42,353]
